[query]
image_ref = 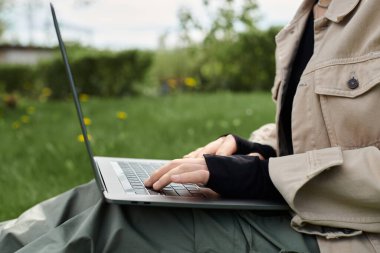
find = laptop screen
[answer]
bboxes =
[50,3,105,192]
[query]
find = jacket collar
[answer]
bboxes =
[325,0,360,23]
[325,0,361,23]
[290,0,362,25]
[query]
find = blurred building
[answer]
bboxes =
[0,44,54,65]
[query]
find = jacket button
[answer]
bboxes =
[347,77,359,89]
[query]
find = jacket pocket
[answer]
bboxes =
[314,56,380,149]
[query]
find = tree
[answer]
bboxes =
[177,0,260,44]
[174,0,280,92]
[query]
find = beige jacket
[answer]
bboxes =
[250,0,380,252]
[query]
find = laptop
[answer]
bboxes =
[50,3,287,210]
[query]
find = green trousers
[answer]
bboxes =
[0,181,319,253]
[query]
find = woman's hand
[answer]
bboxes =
[183,134,265,160]
[144,158,209,191]
[183,134,237,158]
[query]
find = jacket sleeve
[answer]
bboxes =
[268,146,380,238]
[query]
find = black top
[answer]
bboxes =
[204,12,315,200]
[278,11,315,156]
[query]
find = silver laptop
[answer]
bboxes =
[50,3,287,210]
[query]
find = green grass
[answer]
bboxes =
[0,92,275,221]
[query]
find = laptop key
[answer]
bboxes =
[185,186,199,191]
[175,189,192,197]
[148,190,161,195]
[127,177,138,181]
[163,189,178,196]
[172,185,186,190]
[134,189,148,195]
[132,185,145,189]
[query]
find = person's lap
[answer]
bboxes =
[0,180,319,253]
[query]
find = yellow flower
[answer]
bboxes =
[79,93,90,102]
[20,115,29,124]
[26,106,35,115]
[12,121,21,129]
[41,87,52,97]
[83,117,92,126]
[116,111,128,120]
[184,77,197,88]
[77,134,93,143]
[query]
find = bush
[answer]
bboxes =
[0,47,153,99]
[37,49,153,99]
[153,0,282,93]
[151,26,281,93]
[150,47,202,94]
[0,64,36,95]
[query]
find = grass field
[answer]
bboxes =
[0,92,275,221]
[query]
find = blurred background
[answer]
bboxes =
[0,0,302,221]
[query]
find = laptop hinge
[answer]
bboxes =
[95,162,108,193]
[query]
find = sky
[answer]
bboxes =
[2,0,303,50]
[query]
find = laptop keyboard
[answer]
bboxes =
[117,161,204,198]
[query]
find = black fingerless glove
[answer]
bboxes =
[231,135,276,159]
[204,154,284,201]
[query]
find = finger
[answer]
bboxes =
[144,158,205,187]
[152,164,207,190]
[144,159,181,187]
[215,134,237,156]
[247,152,265,160]
[183,137,226,158]
[183,147,204,158]
[196,137,226,157]
[171,170,210,185]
